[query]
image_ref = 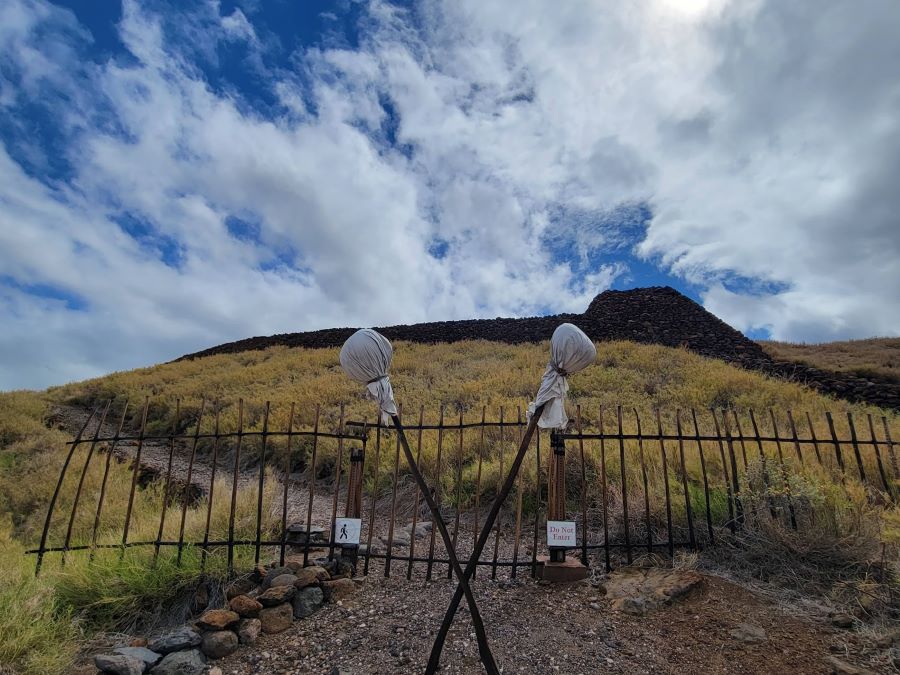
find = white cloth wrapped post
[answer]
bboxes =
[527,323,597,429]
[339,328,399,425]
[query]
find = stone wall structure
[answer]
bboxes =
[178,287,899,410]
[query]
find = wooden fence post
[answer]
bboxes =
[547,430,567,563]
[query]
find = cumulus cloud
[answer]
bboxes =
[0,0,898,390]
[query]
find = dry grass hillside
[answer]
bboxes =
[760,337,900,384]
[0,339,898,674]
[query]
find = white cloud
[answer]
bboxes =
[1,0,898,390]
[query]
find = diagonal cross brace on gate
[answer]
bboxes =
[339,327,500,673]
[424,402,546,674]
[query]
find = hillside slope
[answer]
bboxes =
[178,287,900,409]
[760,337,900,384]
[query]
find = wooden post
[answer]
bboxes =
[548,430,566,563]
[342,442,365,567]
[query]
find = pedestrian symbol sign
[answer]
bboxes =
[334,518,361,545]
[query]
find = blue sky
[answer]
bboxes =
[1,0,898,390]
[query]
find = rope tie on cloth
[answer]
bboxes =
[527,323,596,429]
[339,329,398,425]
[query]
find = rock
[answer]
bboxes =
[831,613,855,629]
[611,597,648,616]
[292,586,324,618]
[225,577,256,600]
[332,560,355,579]
[293,566,328,588]
[268,573,298,588]
[195,609,239,631]
[237,618,261,645]
[229,594,262,618]
[729,623,767,643]
[208,668,223,675]
[257,584,296,606]
[261,566,294,589]
[148,649,206,675]
[379,531,411,548]
[148,627,202,654]
[284,523,326,545]
[323,578,357,602]
[94,653,144,675]
[200,631,239,660]
[600,568,703,614]
[402,521,432,538]
[113,647,162,670]
[823,656,877,675]
[258,602,293,634]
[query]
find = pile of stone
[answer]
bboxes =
[93,557,359,675]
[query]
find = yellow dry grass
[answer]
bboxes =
[759,337,900,383]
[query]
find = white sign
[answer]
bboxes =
[334,518,361,545]
[546,520,576,547]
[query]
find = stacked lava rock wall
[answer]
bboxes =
[178,287,899,409]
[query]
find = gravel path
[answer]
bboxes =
[215,572,856,674]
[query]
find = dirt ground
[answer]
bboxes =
[212,572,882,675]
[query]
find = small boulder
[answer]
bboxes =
[94,653,144,675]
[257,584,296,607]
[200,631,239,660]
[195,609,239,631]
[294,566,329,588]
[601,567,703,613]
[379,531,411,549]
[269,573,298,588]
[113,646,161,670]
[229,595,262,618]
[261,566,293,589]
[823,656,877,675]
[332,560,355,579]
[237,618,261,645]
[225,577,256,600]
[292,586,324,619]
[148,627,202,655]
[729,623,766,643]
[258,602,293,634]
[611,597,648,616]
[323,578,357,602]
[284,522,324,544]
[403,521,432,538]
[148,649,206,675]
